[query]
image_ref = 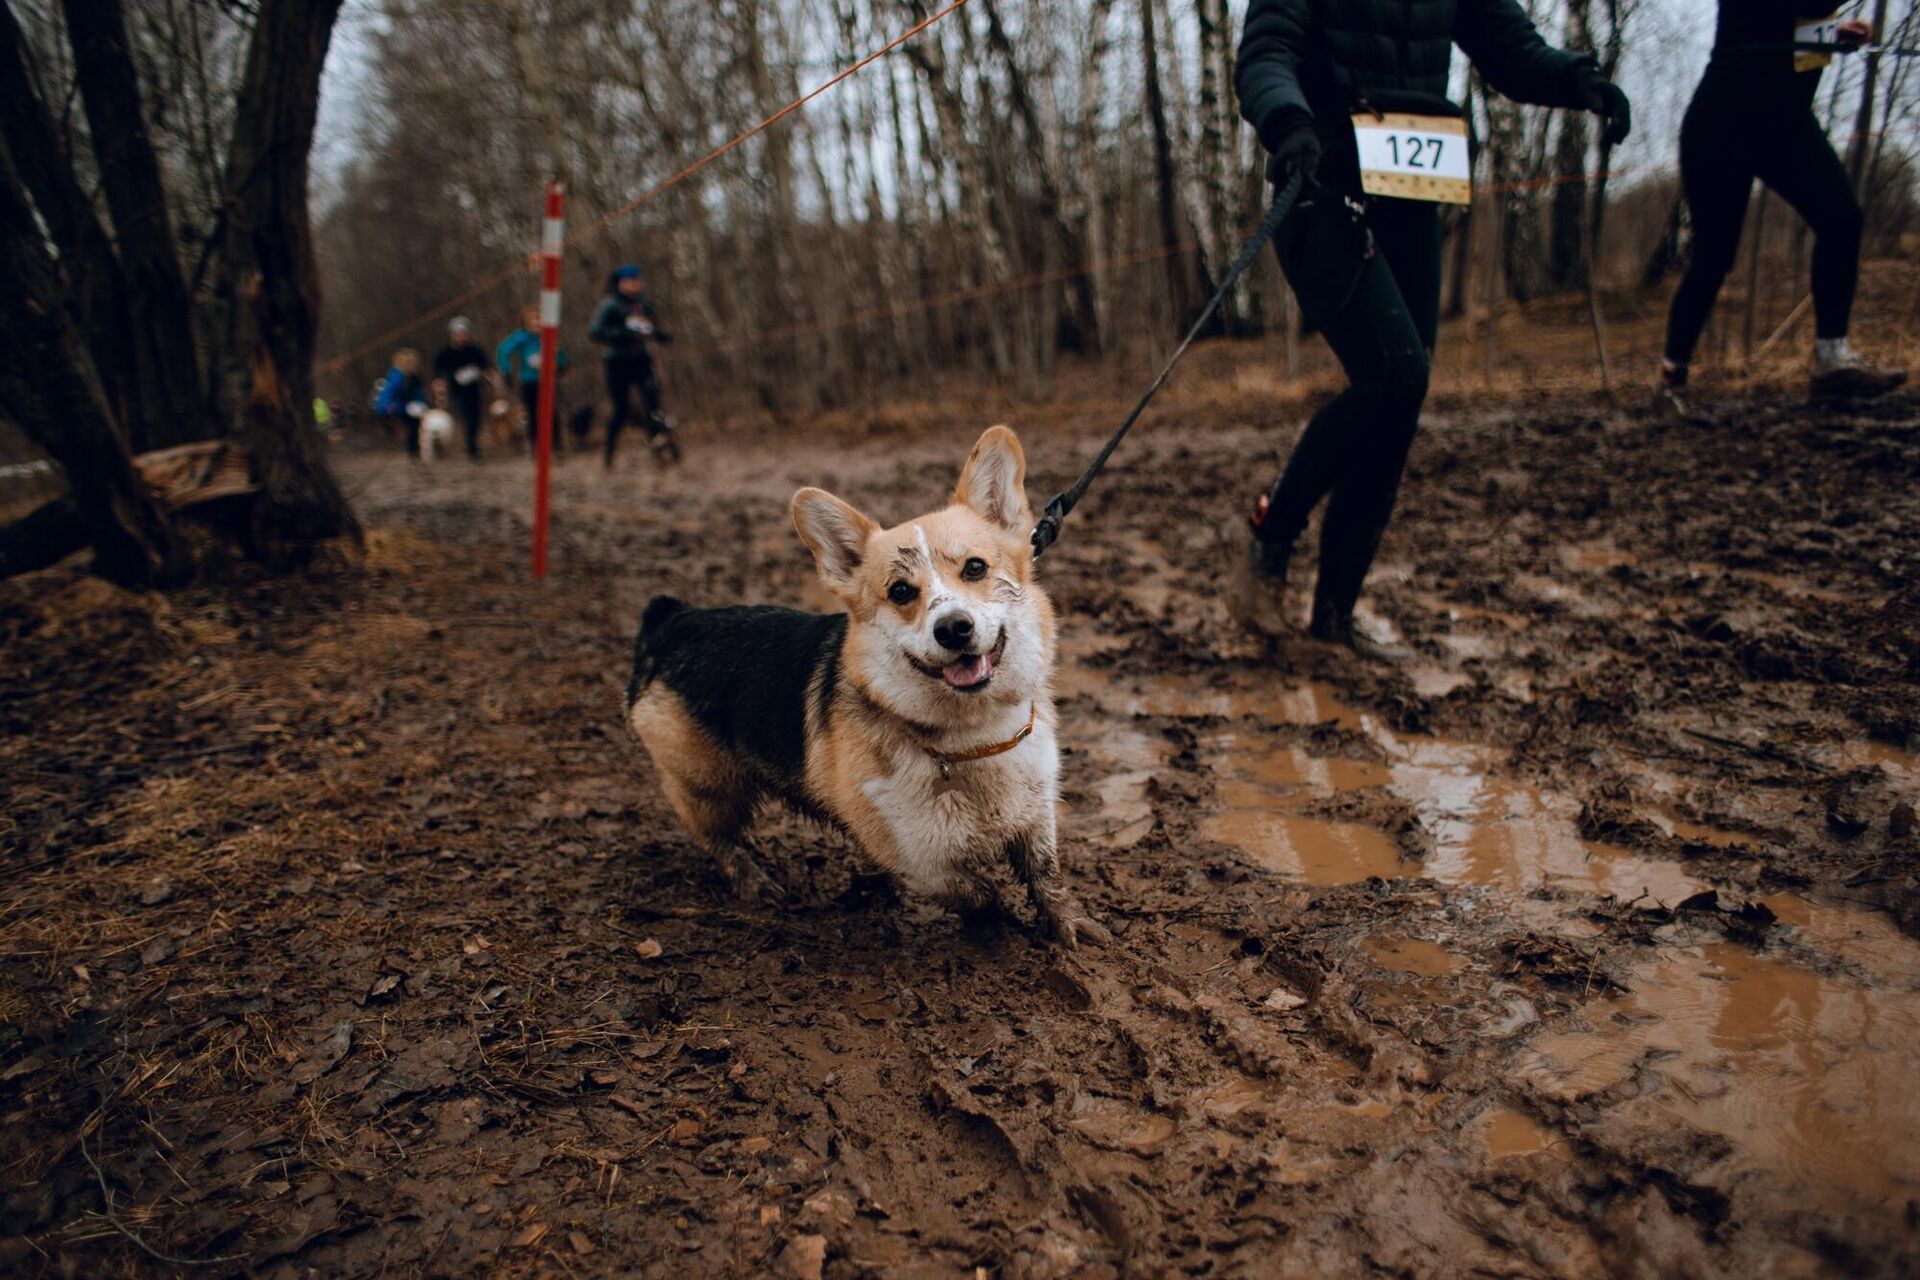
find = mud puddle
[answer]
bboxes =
[1520,938,1920,1206]
[1827,738,1920,784]
[1361,934,1461,977]
[1196,715,1706,905]
[1472,1107,1562,1160]
[1098,648,1920,1218]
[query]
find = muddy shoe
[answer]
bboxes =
[1651,381,1698,423]
[1810,354,1907,403]
[1309,598,1411,664]
[648,427,682,466]
[1225,514,1293,637]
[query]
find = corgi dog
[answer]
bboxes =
[419,407,455,461]
[624,426,1106,947]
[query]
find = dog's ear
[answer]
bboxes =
[953,424,1032,532]
[792,488,879,593]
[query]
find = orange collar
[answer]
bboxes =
[927,701,1038,780]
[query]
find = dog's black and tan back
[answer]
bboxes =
[627,598,844,793]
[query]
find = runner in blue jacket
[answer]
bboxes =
[496,305,572,454]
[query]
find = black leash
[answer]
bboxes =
[1030,169,1309,560]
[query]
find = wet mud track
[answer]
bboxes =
[3,384,1919,1275]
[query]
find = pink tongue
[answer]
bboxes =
[941,649,995,688]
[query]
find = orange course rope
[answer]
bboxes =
[321,0,973,373]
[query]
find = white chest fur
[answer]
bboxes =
[859,719,1058,890]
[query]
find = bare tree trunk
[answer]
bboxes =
[0,4,145,443]
[218,0,360,566]
[505,0,575,189]
[905,5,1016,377]
[61,0,212,450]
[1849,0,1893,185]
[744,1,817,408]
[980,0,1099,355]
[1547,0,1593,291]
[1072,0,1119,349]
[1197,0,1239,326]
[1588,0,1630,271]
[886,59,933,370]
[1140,0,1192,331]
[1445,77,1481,319]
[0,135,175,588]
[1864,0,1915,197]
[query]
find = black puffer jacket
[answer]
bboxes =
[1237,0,1597,157]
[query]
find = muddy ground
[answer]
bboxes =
[3,368,1919,1277]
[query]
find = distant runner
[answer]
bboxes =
[432,317,490,461]
[375,348,429,459]
[496,304,571,455]
[1658,4,1907,414]
[590,264,678,467]
[1233,0,1630,658]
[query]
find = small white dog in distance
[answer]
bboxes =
[419,407,455,461]
[625,425,1107,947]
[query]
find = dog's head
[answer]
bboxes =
[792,425,1054,726]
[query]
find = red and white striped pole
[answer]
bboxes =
[532,180,564,581]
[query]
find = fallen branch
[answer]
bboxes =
[78,1129,241,1268]
[1751,293,1813,365]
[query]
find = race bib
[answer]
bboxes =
[1795,15,1839,72]
[454,366,479,385]
[1352,113,1471,205]
[527,352,541,369]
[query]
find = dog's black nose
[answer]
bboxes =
[932,611,975,652]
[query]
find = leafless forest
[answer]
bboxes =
[307,0,1920,416]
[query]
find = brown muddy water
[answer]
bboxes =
[1062,638,1920,1222]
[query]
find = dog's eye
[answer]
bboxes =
[961,557,989,582]
[887,581,919,606]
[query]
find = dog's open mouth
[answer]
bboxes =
[918,630,1007,692]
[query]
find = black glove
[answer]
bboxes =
[1264,117,1321,189]
[1583,76,1631,147]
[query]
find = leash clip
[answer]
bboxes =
[1030,492,1069,560]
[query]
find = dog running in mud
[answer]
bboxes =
[625,426,1108,947]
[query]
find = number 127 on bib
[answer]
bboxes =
[1351,114,1472,205]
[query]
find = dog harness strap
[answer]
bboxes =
[928,701,1038,779]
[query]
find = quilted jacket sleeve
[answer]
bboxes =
[1454,0,1597,109]
[1235,0,1314,151]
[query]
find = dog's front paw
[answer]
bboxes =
[716,846,787,905]
[1035,893,1112,949]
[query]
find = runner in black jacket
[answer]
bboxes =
[590,264,677,466]
[1658,4,1905,412]
[1234,0,1630,657]
[432,317,490,461]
